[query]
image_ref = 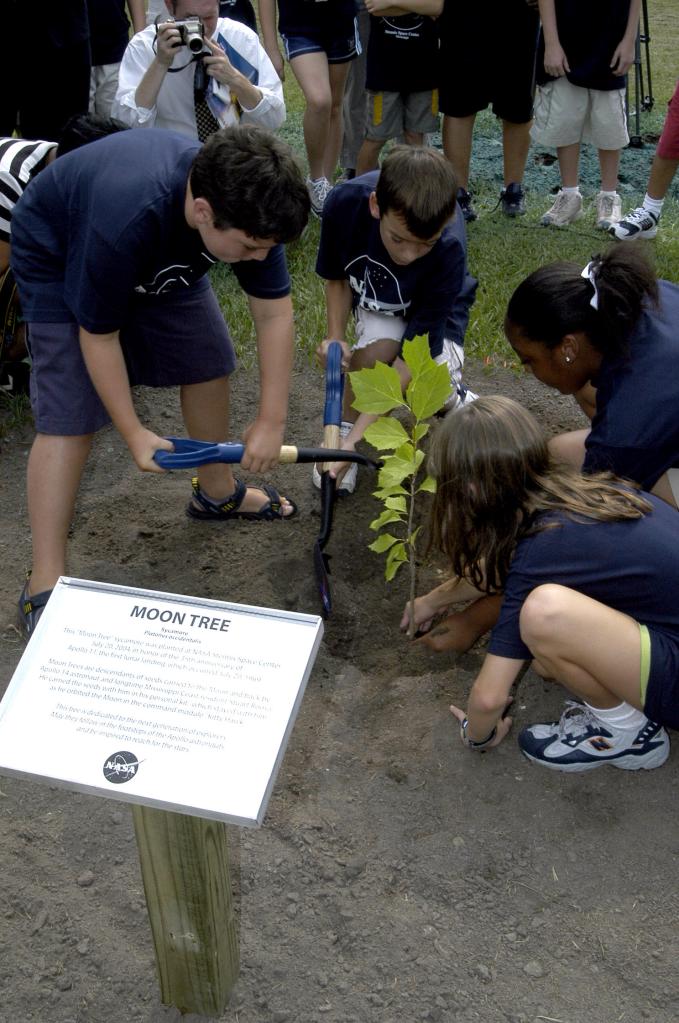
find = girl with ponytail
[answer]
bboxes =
[505,243,679,507]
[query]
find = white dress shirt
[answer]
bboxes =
[113,18,285,137]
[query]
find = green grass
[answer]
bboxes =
[2,0,678,434]
[257,0,679,367]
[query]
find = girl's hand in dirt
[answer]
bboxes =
[544,43,570,77]
[400,594,443,635]
[449,703,513,749]
[128,430,174,473]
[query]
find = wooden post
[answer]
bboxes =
[132,805,240,1018]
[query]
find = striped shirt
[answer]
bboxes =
[0,138,56,244]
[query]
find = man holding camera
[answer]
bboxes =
[113,0,285,140]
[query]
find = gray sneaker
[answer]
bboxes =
[595,191,622,230]
[609,205,659,240]
[540,190,583,227]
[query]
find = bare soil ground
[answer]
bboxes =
[1,358,677,1023]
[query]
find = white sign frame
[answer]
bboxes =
[0,578,323,826]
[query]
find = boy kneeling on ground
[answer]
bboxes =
[314,145,477,493]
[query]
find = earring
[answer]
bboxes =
[565,356,572,364]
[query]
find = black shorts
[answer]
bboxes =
[438,1,539,123]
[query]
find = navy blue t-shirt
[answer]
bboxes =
[86,0,130,66]
[583,281,679,491]
[489,493,679,662]
[316,172,477,356]
[10,130,290,335]
[278,0,357,35]
[536,0,632,91]
[366,15,439,94]
[219,0,257,31]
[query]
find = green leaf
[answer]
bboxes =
[413,422,430,442]
[401,335,432,384]
[370,509,403,531]
[417,475,437,494]
[385,542,408,579]
[368,533,399,553]
[350,362,404,415]
[414,448,425,469]
[363,416,410,451]
[385,496,407,512]
[406,362,451,421]
[373,484,408,500]
[407,526,422,546]
[385,557,405,582]
[378,459,412,489]
[394,441,416,464]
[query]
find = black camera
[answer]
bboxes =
[173,16,205,54]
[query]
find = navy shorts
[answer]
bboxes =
[438,2,539,123]
[644,627,679,731]
[27,278,236,436]
[282,14,359,64]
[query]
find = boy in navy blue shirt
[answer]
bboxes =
[356,0,442,175]
[11,125,309,636]
[314,144,477,492]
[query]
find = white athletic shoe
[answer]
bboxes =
[306,176,333,218]
[519,701,670,773]
[312,422,357,494]
[608,205,660,240]
[540,190,583,227]
[595,191,622,230]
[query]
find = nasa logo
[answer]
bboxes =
[102,750,140,785]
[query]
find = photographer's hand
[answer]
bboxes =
[202,37,264,111]
[134,20,181,112]
[154,20,182,67]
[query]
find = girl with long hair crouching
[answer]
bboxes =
[422,395,679,772]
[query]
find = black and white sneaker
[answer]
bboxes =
[456,188,477,223]
[519,701,670,772]
[608,206,659,240]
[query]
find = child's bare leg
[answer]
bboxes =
[289,51,332,179]
[647,154,679,200]
[27,432,93,593]
[342,338,400,422]
[442,113,475,189]
[556,141,580,187]
[519,584,643,709]
[325,61,351,180]
[181,377,294,515]
[416,594,503,653]
[404,130,424,147]
[501,118,531,185]
[598,148,621,192]
[356,137,384,175]
[548,428,589,469]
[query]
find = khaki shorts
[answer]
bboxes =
[366,89,439,141]
[353,307,466,405]
[531,77,629,150]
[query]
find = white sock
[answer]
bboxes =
[561,186,580,194]
[585,701,647,731]
[598,189,618,198]
[643,193,664,216]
